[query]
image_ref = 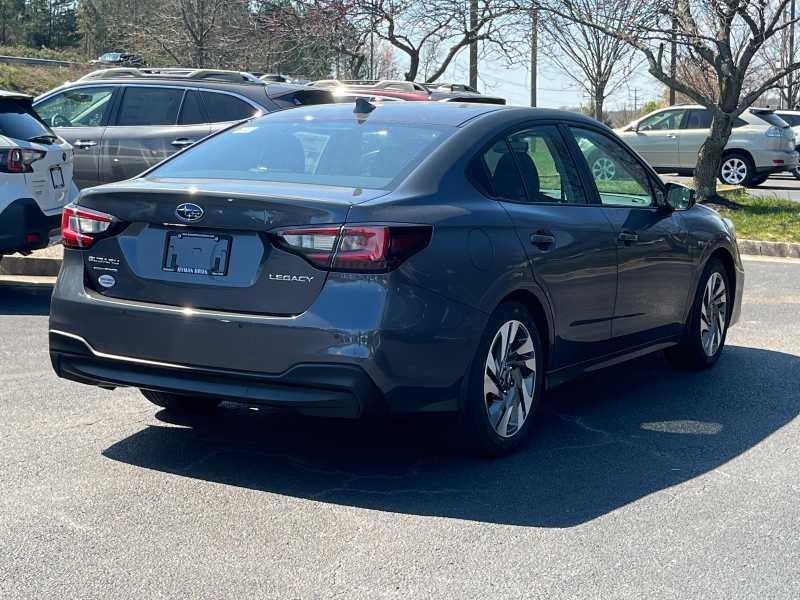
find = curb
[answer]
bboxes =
[737,239,800,259]
[2,237,799,278]
[0,255,62,277]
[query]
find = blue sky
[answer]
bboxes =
[441,48,662,110]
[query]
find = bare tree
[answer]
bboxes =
[540,0,641,121]
[538,0,800,201]
[354,0,522,83]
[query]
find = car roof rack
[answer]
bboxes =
[78,68,263,84]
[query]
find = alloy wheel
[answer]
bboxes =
[592,157,617,181]
[700,272,728,357]
[483,320,536,438]
[720,157,748,185]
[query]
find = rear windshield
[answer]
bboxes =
[151,116,452,189]
[753,111,790,128]
[0,97,54,141]
[778,113,800,127]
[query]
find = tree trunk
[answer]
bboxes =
[405,52,419,81]
[693,112,734,202]
[593,83,604,122]
[469,0,478,88]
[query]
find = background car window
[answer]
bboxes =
[638,109,686,131]
[683,109,712,129]
[507,127,585,204]
[35,86,113,127]
[117,87,182,126]
[178,90,205,125]
[0,97,55,141]
[201,92,259,122]
[778,112,800,127]
[477,139,526,202]
[570,127,655,208]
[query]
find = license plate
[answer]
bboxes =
[50,166,64,189]
[163,232,231,276]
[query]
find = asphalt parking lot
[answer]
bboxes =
[1,256,799,599]
[667,172,800,202]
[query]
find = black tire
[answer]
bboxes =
[588,151,618,182]
[665,258,731,370]
[141,389,221,412]
[461,302,545,457]
[749,173,769,186]
[793,166,800,181]
[718,151,755,186]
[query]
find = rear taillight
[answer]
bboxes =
[274,224,432,272]
[61,203,113,249]
[0,148,45,173]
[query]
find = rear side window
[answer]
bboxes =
[683,109,712,129]
[35,86,114,128]
[0,98,54,141]
[178,90,205,125]
[506,127,585,204]
[272,89,334,109]
[201,92,259,122]
[117,87,182,126]
[151,117,452,190]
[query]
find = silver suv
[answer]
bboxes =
[33,68,333,189]
[615,105,797,187]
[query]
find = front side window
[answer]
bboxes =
[35,86,114,128]
[201,92,259,123]
[151,117,452,190]
[116,87,183,126]
[638,110,686,131]
[570,127,655,208]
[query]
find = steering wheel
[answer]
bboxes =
[51,114,72,128]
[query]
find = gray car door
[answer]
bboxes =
[33,85,116,189]
[98,86,211,184]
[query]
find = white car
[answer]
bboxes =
[773,110,800,179]
[0,90,77,257]
[616,105,798,187]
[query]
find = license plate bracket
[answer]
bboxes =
[163,231,231,276]
[50,166,64,189]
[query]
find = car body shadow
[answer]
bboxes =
[103,345,799,527]
[0,282,52,315]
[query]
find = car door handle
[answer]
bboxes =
[171,138,195,147]
[530,232,555,249]
[666,134,678,139]
[618,231,639,244]
[74,139,97,149]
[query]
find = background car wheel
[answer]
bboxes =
[141,389,221,412]
[718,152,754,186]
[665,258,731,370]
[590,154,617,181]
[462,302,544,457]
[793,166,800,181]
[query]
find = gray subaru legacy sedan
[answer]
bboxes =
[49,101,743,455]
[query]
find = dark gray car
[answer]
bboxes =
[33,71,332,188]
[48,102,744,455]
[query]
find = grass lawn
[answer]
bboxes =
[712,190,800,243]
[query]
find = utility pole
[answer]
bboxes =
[530,8,538,107]
[789,0,796,108]
[669,0,677,105]
[633,88,638,113]
[469,0,478,89]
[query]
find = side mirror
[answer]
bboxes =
[664,182,695,210]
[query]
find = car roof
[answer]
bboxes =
[264,101,597,128]
[0,89,32,100]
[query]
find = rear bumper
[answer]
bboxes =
[50,329,380,418]
[49,249,487,415]
[0,198,60,254]
[754,150,798,173]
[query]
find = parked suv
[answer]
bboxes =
[774,110,800,179]
[0,91,77,257]
[33,68,333,188]
[616,105,797,186]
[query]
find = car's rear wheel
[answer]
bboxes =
[718,152,754,186]
[462,302,544,456]
[665,258,731,370]
[141,389,221,412]
[793,166,800,181]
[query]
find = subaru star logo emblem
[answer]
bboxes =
[175,202,204,223]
